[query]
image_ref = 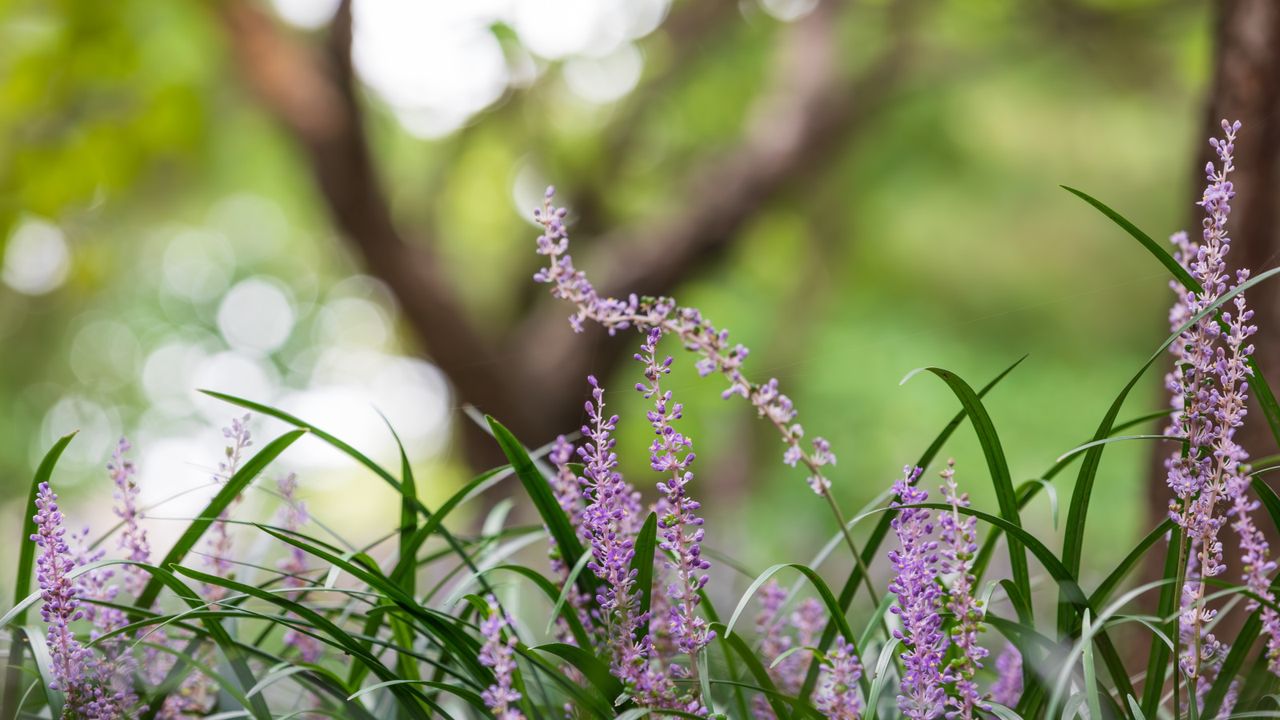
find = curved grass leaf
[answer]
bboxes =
[1062,186,1280,451]
[486,416,594,600]
[725,562,868,699]
[711,622,822,720]
[1201,612,1260,717]
[903,502,1137,703]
[534,643,625,710]
[199,390,492,593]
[1140,525,1183,717]
[128,564,273,720]
[630,512,658,639]
[1059,265,1280,639]
[1061,186,1197,289]
[2,432,75,720]
[972,410,1170,581]
[863,637,901,720]
[254,525,491,685]
[913,367,1030,617]
[799,356,1026,701]
[1088,519,1173,608]
[546,551,592,635]
[171,564,438,719]
[134,429,306,609]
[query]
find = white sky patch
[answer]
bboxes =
[217,277,296,354]
[3,218,70,295]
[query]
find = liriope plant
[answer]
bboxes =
[3,119,1280,719]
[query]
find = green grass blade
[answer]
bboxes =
[915,367,1030,617]
[1081,610,1104,720]
[799,356,1026,702]
[129,564,274,720]
[170,564,438,719]
[863,637,901,720]
[1060,265,1280,639]
[2,432,75,720]
[534,643,625,709]
[711,622,822,720]
[133,429,306,609]
[1201,612,1259,717]
[24,624,64,718]
[1141,525,1182,717]
[200,390,494,592]
[1063,186,1280,451]
[725,562,868,699]
[486,417,593,598]
[630,511,658,639]
[546,551,592,635]
[1088,519,1175,608]
[1061,186,1198,289]
[906,502,1137,703]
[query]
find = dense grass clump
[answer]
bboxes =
[6,120,1280,719]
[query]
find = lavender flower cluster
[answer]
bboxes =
[533,187,837,497]
[24,417,325,720]
[1161,119,1280,694]
[530,193,1034,718]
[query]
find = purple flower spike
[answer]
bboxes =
[815,636,864,720]
[888,465,947,719]
[275,473,323,663]
[109,438,151,598]
[936,461,988,719]
[636,328,714,659]
[1162,120,1280,683]
[532,187,837,497]
[33,482,91,695]
[479,595,525,720]
[577,374,699,714]
[202,415,253,602]
[32,482,132,717]
[988,644,1022,708]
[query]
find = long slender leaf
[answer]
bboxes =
[134,429,306,609]
[170,565,437,719]
[1059,265,1280,639]
[914,367,1030,616]
[1141,525,1183,717]
[199,390,493,594]
[630,512,658,640]
[534,643,625,710]
[712,623,822,720]
[2,432,75,720]
[1062,186,1280,451]
[487,417,594,602]
[799,356,1026,701]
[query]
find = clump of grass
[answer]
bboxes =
[4,120,1280,719]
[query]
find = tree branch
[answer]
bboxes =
[216,0,537,454]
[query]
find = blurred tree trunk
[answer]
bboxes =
[1140,0,1280,656]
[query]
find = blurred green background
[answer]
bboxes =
[0,0,1208,595]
